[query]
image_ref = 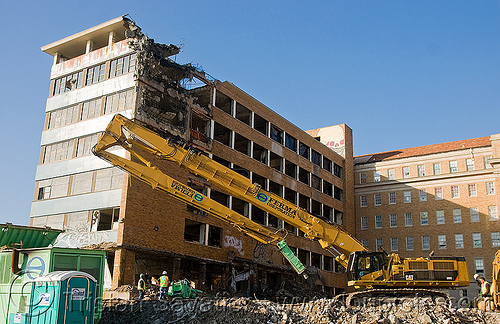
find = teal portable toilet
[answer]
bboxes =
[28,271,96,324]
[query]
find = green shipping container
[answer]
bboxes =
[0,247,106,324]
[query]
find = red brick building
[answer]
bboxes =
[353,135,500,298]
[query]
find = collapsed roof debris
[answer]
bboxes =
[123,18,213,145]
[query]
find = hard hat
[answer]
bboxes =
[162,271,167,275]
[140,273,144,278]
[474,273,479,280]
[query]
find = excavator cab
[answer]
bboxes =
[347,251,385,281]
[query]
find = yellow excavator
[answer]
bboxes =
[93,114,469,302]
[477,250,500,311]
[493,250,500,309]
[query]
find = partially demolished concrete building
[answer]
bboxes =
[31,16,354,295]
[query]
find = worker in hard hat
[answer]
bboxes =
[137,273,146,299]
[474,273,491,297]
[159,270,169,300]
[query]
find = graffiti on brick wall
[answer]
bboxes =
[223,235,244,256]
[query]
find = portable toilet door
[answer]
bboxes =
[64,272,96,324]
[29,271,97,324]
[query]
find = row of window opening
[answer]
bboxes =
[213,93,343,178]
[360,183,495,208]
[363,232,500,253]
[53,53,137,95]
[360,207,499,231]
[360,157,493,184]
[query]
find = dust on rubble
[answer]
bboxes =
[99,296,500,324]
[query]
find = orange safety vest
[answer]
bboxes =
[159,275,169,287]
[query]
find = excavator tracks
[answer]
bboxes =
[334,288,451,308]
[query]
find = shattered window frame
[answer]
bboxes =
[47,104,80,129]
[311,150,321,166]
[252,143,268,165]
[284,187,297,204]
[299,142,310,160]
[334,186,343,201]
[253,113,268,136]
[110,53,137,77]
[270,152,283,172]
[233,133,251,156]
[213,122,232,146]
[323,180,333,196]
[324,205,333,222]
[210,190,230,208]
[333,163,343,179]
[323,157,332,172]
[298,167,309,185]
[184,219,205,244]
[190,115,210,142]
[285,133,297,152]
[284,160,297,179]
[53,70,84,95]
[311,200,321,217]
[207,225,222,248]
[270,124,283,144]
[299,194,310,212]
[235,102,252,126]
[37,186,51,200]
[311,174,321,191]
[86,63,106,85]
[94,207,120,231]
[215,90,232,115]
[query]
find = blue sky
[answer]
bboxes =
[0,1,499,225]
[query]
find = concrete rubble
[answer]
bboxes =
[99,294,500,324]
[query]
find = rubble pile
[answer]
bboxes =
[275,278,328,300]
[99,296,500,324]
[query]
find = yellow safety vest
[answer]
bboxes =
[160,275,169,287]
[481,281,491,296]
[138,278,145,291]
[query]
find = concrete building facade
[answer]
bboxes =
[31,16,354,295]
[353,135,500,298]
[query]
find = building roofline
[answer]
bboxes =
[41,15,128,58]
[354,136,491,165]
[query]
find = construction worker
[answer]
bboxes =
[138,273,146,299]
[474,273,491,297]
[159,270,169,300]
